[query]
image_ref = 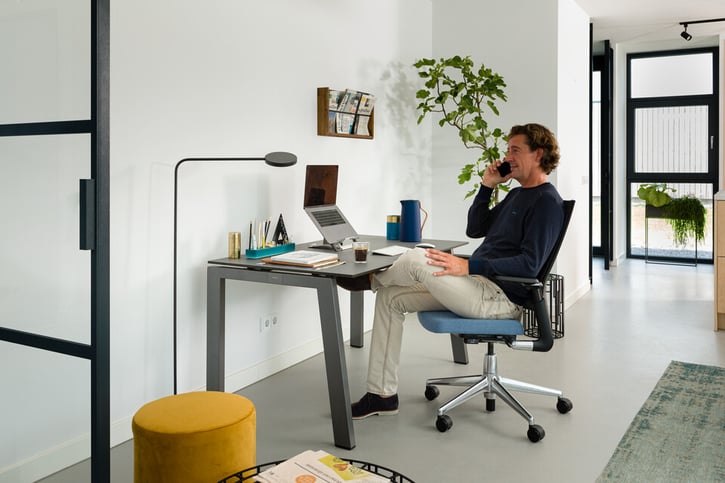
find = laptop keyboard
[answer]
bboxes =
[312,209,345,227]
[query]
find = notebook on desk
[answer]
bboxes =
[303,165,358,251]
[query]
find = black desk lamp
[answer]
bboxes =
[173,152,297,394]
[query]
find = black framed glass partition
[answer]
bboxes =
[0,1,110,480]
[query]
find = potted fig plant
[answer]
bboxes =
[413,55,508,200]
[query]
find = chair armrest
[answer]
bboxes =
[492,275,542,287]
[460,255,540,288]
[491,274,552,352]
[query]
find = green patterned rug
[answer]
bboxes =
[598,361,725,482]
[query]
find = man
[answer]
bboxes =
[340,123,564,419]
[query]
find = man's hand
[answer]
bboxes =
[424,249,469,276]
[482,160,513,188]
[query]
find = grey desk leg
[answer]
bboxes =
[207,266,226,391]
[450,334,469,365]
[316,278,356,449]
[350,291,364,348]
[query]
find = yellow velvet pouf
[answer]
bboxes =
[132,391,255,483]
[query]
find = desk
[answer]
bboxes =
[206,235,466,449]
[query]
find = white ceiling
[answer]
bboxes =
[574,0,725,44]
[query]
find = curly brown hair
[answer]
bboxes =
[508,123,560,174]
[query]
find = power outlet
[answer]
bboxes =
[259,313,279,333]
[259,314,271,333]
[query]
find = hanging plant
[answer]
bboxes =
[664,196,706,246]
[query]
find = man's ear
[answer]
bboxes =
[535,148,544,164]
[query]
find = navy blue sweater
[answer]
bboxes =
[467,183,563,306]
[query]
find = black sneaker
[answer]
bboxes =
[351,392,399,419]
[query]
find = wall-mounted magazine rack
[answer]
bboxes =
[317,87,375,139]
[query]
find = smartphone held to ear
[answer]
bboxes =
[497,161,511,176]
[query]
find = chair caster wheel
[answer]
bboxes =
[557,397,573,414]
[425,385,439,401]
[486,398,495,412]
[527,424,545,442]
[436,415,453,432]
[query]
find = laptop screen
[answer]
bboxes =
[303,165,338,208]
[302,165,357,249]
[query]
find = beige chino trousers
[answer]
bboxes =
[367,248,521,396]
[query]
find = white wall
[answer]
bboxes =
[554,0,592,303]
[429,0,591,305]
[1,1,434,480]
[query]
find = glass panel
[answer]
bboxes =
[0,0,90,124]
[0,134,90,343]
[633,106,709,173]
[631,52,713,98]
[630,182,713,261]
[0,342,90,481]
[592,71,601,247]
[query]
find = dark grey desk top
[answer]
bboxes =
[208,235,467,279]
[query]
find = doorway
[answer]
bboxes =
[592,41,614,270]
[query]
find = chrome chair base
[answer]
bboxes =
[425,342,571,442]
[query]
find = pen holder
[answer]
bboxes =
[244,243,296,260]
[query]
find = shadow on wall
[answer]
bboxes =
[380,61,433,201]
[381,61,422,151]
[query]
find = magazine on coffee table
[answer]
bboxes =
[254,450,389,483]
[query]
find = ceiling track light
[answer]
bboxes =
[678,17,725,41]
[680,24,692,41]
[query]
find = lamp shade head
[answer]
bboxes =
[265,152,297,167]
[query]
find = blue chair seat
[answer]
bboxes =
[418,310,524,337]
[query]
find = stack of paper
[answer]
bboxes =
[263,250,340,268]
[255,450,390,483]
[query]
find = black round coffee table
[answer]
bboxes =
[219,458,415,482]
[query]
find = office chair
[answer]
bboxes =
[417,200,575,442]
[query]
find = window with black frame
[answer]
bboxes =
[626,47,718,264]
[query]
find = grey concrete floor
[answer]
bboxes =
[41,259,725,482]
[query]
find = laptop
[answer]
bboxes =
[303,165,358,251]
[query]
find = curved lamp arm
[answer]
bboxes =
[173,152,297,394]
